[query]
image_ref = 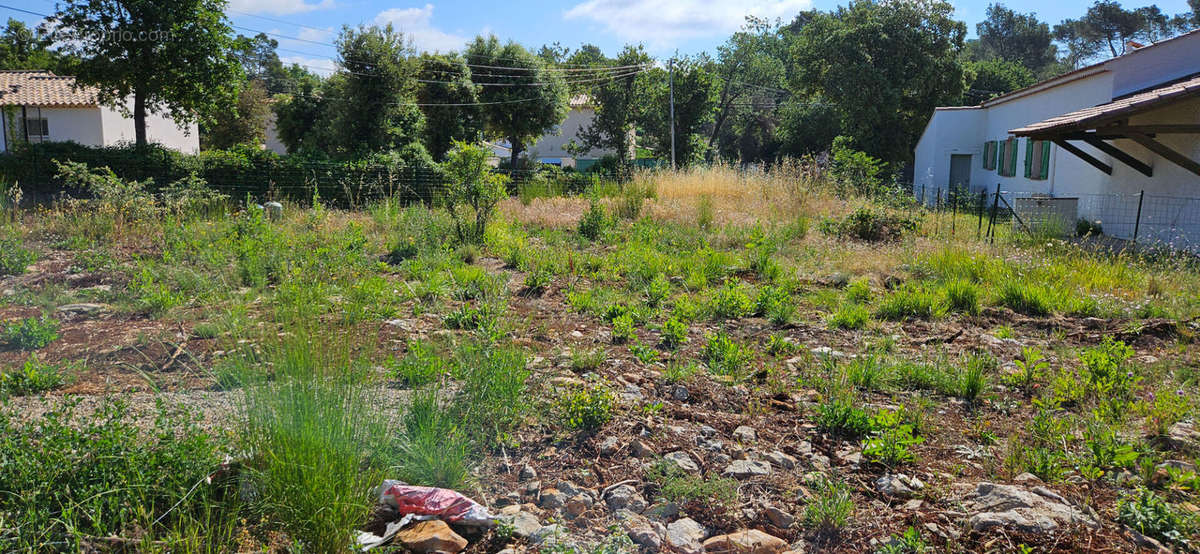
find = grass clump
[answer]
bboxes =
[646,458,738,506]
[2,315,60,350]
[559,383,615,431]
[385,339,448,387]
[815,394,873,438]
[804,475,855,533]
[996,281,1054,316]
[0,238,36,276]
[941,279,980,315]
[828,303,870,330]
[874,287,945,321]
[958,351,994,403]
[701,332,756,379]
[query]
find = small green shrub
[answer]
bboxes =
[942,279,980,315]
[996,282,1053,316]
[441,142,510,244]
[522,266,552,295]
[874,287,945,321]
[876,527,929,554]
[819,206,918,242]
[611,313,637,343]
[659,316,688,350]
[629,341,660,364]
[815,395,873,438]
[1117,489,1191,547]
[2,315,60,350]
[828,303,870,330]
[701,332,756,378]
[756,285,796,325]
[559,383,615,430]
[862,410,923,466]
[804,475,855,533]
[1076,218,1103,237]
[646,458,737,506]
[571,348,605,372]
[644,273,671,307]
[578,196,610,240]
[765,334,800,356]
[0,354,71,396]
[0,238,36,276]
[709,280,756,320]
[845,278,872,304]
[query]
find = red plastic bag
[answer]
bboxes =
[379,481,493,527]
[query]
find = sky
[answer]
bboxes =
[5,0,1197,74]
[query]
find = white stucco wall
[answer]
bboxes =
[528,107,614,161]
[912,107,985,202]
[99,101,199,153]
[263,111,286,155]
[1107,32,1200,97]
[1,106,104,151]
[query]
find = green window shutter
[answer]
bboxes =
[997,140,1006,175]
[1008,138,1018,176]
[989,141,997,169]
[1040,140,1051,180]
[1024,138,1033,178]
[982,142,989,168]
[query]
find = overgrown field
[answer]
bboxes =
[2,163,1200,553]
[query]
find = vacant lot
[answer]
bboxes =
[2,165,1199,553]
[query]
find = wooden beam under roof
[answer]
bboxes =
[1126,132,1200,177]
[1080,137,1154,177]
[1053,139,1113,175]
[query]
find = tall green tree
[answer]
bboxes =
[963,58,1036,104]
[51,0,242,148]
[1054,1,1188,66]
[201,79,268,150]
[971,4,1057,73]
[233,33,293,95]
[416,53,482,160]
[465,35,568,174]
[637,55,716,166]
[708,17,787,161]
[333,24,424,158]
[0,19,76,73]
[576,44,651,165]
[272,74,334,155]
[790,0,967,164]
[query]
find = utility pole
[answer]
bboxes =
[669,52,676,171]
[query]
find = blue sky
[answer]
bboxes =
[7,0,1197,73]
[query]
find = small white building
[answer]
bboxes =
[487,95,625,170]
[0,70,199,154]
[913,30,1200,245]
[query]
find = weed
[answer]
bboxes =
[578,195,610,240]
[645,273,672,307]
[0,354,71,396]
[994,325,1015,339]
[630,341,660,364]
[612,313,637,343]
[659,316,689,350]
[663,360,701,384]
[1117,489,1192,547]
[0,238,36,276]
[997,282,1053,316]
[2,315,60,350]
[1006,346,1047,395]
[863,410,923,466]
[845,278,872,304]
[819,206,918,242]
[646,458,738,506]
[522,266,552,296]
[559,383,616,430]
[571,348,605,372]
[876,526,929,554]
[874,287,945,321]
[386,339,448,387]
[847,355,889,391]
[804,475,855,533]
[400,389,473,489]
[756,285,796,325]
[942,279,980,315]
[697,194,715,230]
[709,280,756,320]
[958,352,994,403]
[828,303,870,330]
[815,395,873,438]
[701,332,756,378]
[765,333,800,356]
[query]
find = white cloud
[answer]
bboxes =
[563,0,811,42]
[374,4,469,53]
[280,54,337,76]
[228,0,335,16]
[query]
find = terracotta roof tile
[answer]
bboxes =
[0,70,98,107]
[1011,74,1200,137]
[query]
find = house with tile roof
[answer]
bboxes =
[485,95,628,170]
[0,70,198,154]
[913,29,1200,245]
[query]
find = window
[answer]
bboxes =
[997,137,1018,177]
[1024,139,1051,180]
[24,118,49,139]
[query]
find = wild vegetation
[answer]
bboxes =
[2,158,1200,552]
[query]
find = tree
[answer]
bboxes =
[466,35,568,174]
[0,19,75,73]
[201,79,268,150]
[637,55,716,166]
[416,53,482,160]
[332,24,424,158]
[441,141,509,244]
[963,58,1036,104]
[777,96,841,157]
[1054,1,1189,66]
[576,44,652,165]
[972,4,1057,73]
[790,0,967,164]
[708,17,787,161]
[51,0,242,148]
[233,33,291,94]
[272,74,333,155]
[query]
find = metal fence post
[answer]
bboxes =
[977,190,986,239]
[986,184,1001,244]
[1133,190,1145,243]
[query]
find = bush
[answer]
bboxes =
[0,354,71,396]
[2,315,60,350]
[578,195,610,240]
[819,206,918,242]
[1076,218,1103,237]
[440,142,509,244]
[0,238,36,276]
[559,383,615,430]
[709,280,756,319]
[660,316,689,350]
[1117,489,1191,547]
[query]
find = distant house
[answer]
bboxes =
[0,70,199,154]
[913,30,1200,245]
[487,95,630,170]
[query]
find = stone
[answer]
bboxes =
[765,450,797,470]
[1,288,15,297]
[539,488,566,510]
[622,384,645,403]
[605,484,649,513]
[530,524,566,545]
[507,511,542,538]
[764,506,795,529]
[665,451,701,473]
[700,425,719,438]
[1167,422,1200,453]
[616,510,663,550]
[631,440,656,458]
[557,481,583,497]
[722,460,771,479]
[598,436,621,456]
[56,303,108,315]
[702,530,788,554]
[671,385,690,401]
[565,494,594,517]
[965,482,1098,534]
[875,474,924,498]
[1160,459,1198,473]
[666,517,708,553]
[902,499,925,511]
[519,464,538,481]
[733,425,757,442]
[1013,472,1043,484]
[836,448,862,467]
[644,501,680,521]
[395,520,468,553]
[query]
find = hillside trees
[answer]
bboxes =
[575,44,652,165]
[415,53,482,160]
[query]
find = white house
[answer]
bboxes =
[913,30,1200,245]
[487,95,627,170]
[0,70,199,154]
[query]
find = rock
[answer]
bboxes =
[666,517,708,553]
[722,460,771,479]
[507,511,542,538]
[699,439,725,452]
[598,436,621,456]
[56,303,108,315]
[1167,422,1200,453]
[1,288,15,297]
[765,450,797,470]
[665,451,701,473]
[385,318,413,330]
[519,464,538,481]
[530,524,566,545]
[875,474,924,498]
[539,488,566,510]
[965,482,1098,533]
[902,499,924,511]
[810,346,846,359]
[644,501,680,521]
[631,440,656,458]
[1159,459,1198,473]
[836,448,862,467]
[671,385,690,401]
[605,484,648,513]
[1014,472,1043,484]
[565,494,594,517]
[396,520,468,553]
[733,425,757,442]
[713,453,732,466]
[764,506,795,529]
[700,425,719,438]
[616,510,663,550]
[622,384,645,403]
[702,530,788,554]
